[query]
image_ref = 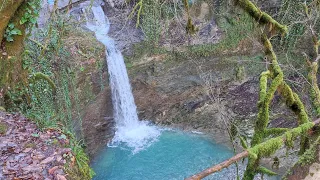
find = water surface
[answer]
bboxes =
[92,130,240,180]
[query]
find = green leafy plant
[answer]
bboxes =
[3,1,39,42]
[20,1,40,25]
[4,23,22,42]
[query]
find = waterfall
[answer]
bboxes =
[85,6,161,153]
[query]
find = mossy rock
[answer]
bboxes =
[0,106,5,111]
[0,122,8,135]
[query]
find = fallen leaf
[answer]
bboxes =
[56,174,67,180]
[48,166,59,174]
[70,156,75,167]
[23,148,32,153]
[56,155,62,162]
[31,133,39,138]
[22,165,42,173]
[57,134,66,140]
[40,156,55,164]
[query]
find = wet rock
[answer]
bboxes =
[82,88,115,158]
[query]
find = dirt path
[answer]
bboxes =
[0,111,73,180]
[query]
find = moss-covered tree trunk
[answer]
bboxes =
[0,0,29,109]
[301,2,320,117]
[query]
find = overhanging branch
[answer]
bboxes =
[236,0,288,34]
[185,119,320,180]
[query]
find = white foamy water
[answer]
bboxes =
[85,6,161,153]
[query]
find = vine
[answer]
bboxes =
[3,0,39,42]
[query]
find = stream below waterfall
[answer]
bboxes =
[91,130,238,180]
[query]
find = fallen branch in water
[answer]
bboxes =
[185,118,320,180]
[185,151,249,180]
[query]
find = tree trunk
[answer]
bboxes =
[0,1,29,108]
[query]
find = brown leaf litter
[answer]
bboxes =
[0,111,74,180]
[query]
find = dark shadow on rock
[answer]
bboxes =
[82,87,114,158]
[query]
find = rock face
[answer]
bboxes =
[82,88,114,158]
[37,0,116,158]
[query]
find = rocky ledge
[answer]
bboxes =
[0,112,74,180]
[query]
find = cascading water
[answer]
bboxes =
[85,6,161,153]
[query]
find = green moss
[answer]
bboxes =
[239,9,310,179]
[188,11,256,57]
[24,142,36,148]
[0,0,25,43]
[183,0,198,35]
[65,139,95,180]
[279,83,295,107]
[285,131,293,148]
[245,137,282,180]
[236,0,288,35]
[0,1,31,109]
[264,128,288,137]
[265,73,283,104]
[235,65,246,81]
[258,71,269,105]
[251,137,283,158]
[239,135,248,149]
[31,72,56,91]
[128,0,143,28]
[244,122,314,179]
[293,93,310,124]
[256,166,277,176]
[251,36,287,147]
[307,62,320,116]
[0,122,8,134]
[0,106,5,111]
[297,136,320,166]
